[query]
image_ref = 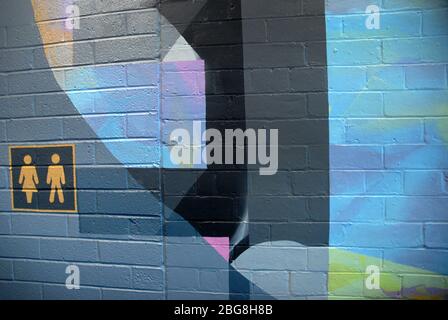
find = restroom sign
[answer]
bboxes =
[9,144,77,213]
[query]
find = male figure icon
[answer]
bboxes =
[47,154,66,204]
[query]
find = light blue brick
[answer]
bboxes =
[327,40,381,65]
[331,146,383,169]
[346,119,423,144]
[331,223,423,248]
[0,259,12,280]
[325,16,343,39]
[405,171,444,195]
[102,288,164,300]
[64,65,126,90]
[166,243,230,269]
[234,246,307,271]
[0,96,34,119]
[6,118,63,142]
[167,291,228,300]
[132,267,164,291]
[43,284,101,300]
[0,213,10,234]
[328,67,367,91]
[95,140,160,165]
[11,214,67,237]
[343,12,421,39]
[329,93,383,118]
[385,91,448,116]
[425,118,448,144]
[383,0,448,10]
[251,271,289,295]
[423,9,448,36]
[405,65,447,89]
[383,249,448,275]
[365,171,402,195]
[291,272,327,296]
[367,66,405,90]
[79,264,132,289]
[420,36,448,63]
[167,267,200,291]
[383,39,422,64]
[386,197,448,222]
[199,269,229,293]
[331,197,385,222]
[127,113,159,138]
[77,167,127,190]
[330,171,365,194]
[385,145,448,169]
[425,224,448,248]
[13,260,66,283]
[329,119,346,144]
[326,0,382,14]
[96,191,161,216]
[127,62,159,86]
[0,281,42,300]
[40,239,99,262]
[99,241,162,266]
[94,88,158,113]
[0,237,39,258]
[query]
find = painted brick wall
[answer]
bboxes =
[0,0,447,300]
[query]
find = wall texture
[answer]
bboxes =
[0,0,447,300]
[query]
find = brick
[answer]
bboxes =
[292,171,328,196]
[0,48,33,72]
[383,249,448,275]
[11,214,67,237]
[326,0,381,14]
[405,65,447,89]
[404,171,444,195]
[95,140,160,165]
[0,120,5,142]
[95,0,157,13]
[251,271,289,295]
[0,237,39,258]
[34,42,94,69]
[127,10,159,35]
[233,246,307,271]
[291,272,327,296]
[77,167,127,190]
[331,197,385,222]
[65,65,126,90]
[96,190,161,216]
[423,9,448,36]
[99,241,162,266]
[102,289,164,300]
[402,275,448,299]
[43,284,101,300]
[385,91,448,117]
[331,223,423,248]
[80,264,132,289]
[250,172,291,195]
[329,93,383,117]
[346,119,423,144]
[328,67,367,91]
[386,197,448,222]
[0,27,5,47]
[267,16,326,42]
[73,216,130,236]
[95,36,160,63]
[126,62,159,86]
[77,13,127,40]
[6,117,62,142]
[0,74,7,95]
[127,113,159,138]
[36,92,94,117]
[249,197,308,222]
[331,146,383,169]
[132,267,164,290]
[247,68,290,93]
[242,0,300,18]
[425,118,448,144]
[271,223,329,246]
[383,37,448,64]
[199,269,229,293]
[0,212,10,234]
[244,43,305,68]
[325,16,343,39]
[242,19,266,43]
[330,171,365,195]
[8,70,64,94]
[343,12,421,39]
[367,66,405,90]
[95,87,159,113]
[0,259,12,280]
[382,0,448,10]
[129,217,162,238]
[162,96,205,120]
[365,171,402,195]
[167,267,199,291]
[290,67,327,92]
[426,223,448,249]
[6,24,41,47]
[0,96,34,119]
[327,40,381,66]
[166,243,229,269]
[385,145,448,169]
[0,281,42,300]
[41,238,99,262]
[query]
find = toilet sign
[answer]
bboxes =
[9,144,77,213]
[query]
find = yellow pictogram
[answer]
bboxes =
[18,155,39,204]
[47,153,66,204]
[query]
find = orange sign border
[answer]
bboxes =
[8,144,78,213]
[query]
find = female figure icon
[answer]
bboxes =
[18,155,39,204]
